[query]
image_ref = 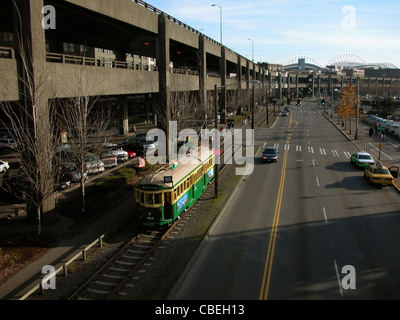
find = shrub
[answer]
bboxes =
[90,167,137,194]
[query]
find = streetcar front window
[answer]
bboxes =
[145,193,153,205]
[154,193,161,205]
[143,192,162,206]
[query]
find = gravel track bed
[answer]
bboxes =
[34,163,241,300]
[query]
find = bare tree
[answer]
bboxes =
[54,94,113,214]
[0,38,57,234]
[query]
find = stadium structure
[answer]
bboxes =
[282,53,398,71]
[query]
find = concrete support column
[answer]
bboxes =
[246,60,250,112]
[296,74,299,99]
[117,95,129,135]
[115,51,129,135]
[157,14,171,160]
[198,36,207,126]
[220,47,227,124]
[15,0,55,223]
[236,56,243,115]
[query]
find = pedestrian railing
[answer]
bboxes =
[18,234,105,300]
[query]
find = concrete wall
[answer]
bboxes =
[168,20,199,49]
[47,63,159,98]
[66,0,158,33]
[0,58,19,101]
[170,73,199,92]
[204,39,222,58]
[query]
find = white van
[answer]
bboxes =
[389,123,400,134]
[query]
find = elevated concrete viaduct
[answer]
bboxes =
[0,0,399,217]
[1,0,398,128]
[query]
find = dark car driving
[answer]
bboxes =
[262,146,279,162]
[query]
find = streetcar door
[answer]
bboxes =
[164,192,172,220]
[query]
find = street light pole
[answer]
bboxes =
[214,84,219,199]
[212,4,222,45]
[252,84,255,129]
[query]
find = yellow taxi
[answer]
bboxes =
[364,161,394,187]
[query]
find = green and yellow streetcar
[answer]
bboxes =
[135,148,215,227]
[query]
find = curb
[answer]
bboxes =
[322,110,400,193]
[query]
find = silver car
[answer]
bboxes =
[84,153,105,174]
[61,162,88,182]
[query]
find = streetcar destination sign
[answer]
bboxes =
[164,176,173,183]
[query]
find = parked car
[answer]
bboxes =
[84,153,105,174]
[0,138,17,150]
[99,151,118,168]
[364,161,394,187]
[109,147,128,162]
[61,162,88,182]
[121,141,145,157]
[0,160,10,173]
[121,133,147,145]
[351,152,375,169]
[54,174,71,191]
[119,144,137,158]
[124,133,158,153]
[262,146,279,162]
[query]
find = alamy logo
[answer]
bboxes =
[341,265,356,290]
[42,5,56,30]
[341,5,356,29]
[145,121,255,176]
[41,265,56,290]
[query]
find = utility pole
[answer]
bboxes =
[214,84,219,199]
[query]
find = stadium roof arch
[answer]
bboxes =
[282,55,324,71]
[326,53,398,69]
[327,53,366,67]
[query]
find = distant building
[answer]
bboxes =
[364,68,400,78]
[343,68,365,77]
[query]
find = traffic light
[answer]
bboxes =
[297,99,301,106]
[321,99,325,106]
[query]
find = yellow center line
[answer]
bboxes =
[259,111,296,300]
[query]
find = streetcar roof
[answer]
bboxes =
[137,148,214,188]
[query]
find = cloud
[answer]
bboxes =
[146,0,400,66]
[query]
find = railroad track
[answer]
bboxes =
[67,147,236,300]
[68,228,168,300]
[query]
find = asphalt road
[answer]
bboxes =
[169,102,400,300]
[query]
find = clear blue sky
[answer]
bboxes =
[146,0,400,68]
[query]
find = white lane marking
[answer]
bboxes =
[322,207,328,223]
[316,176,320,187]
[334,260,344,296]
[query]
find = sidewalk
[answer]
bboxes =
[0,195,136,300]
[324,111,400,192]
